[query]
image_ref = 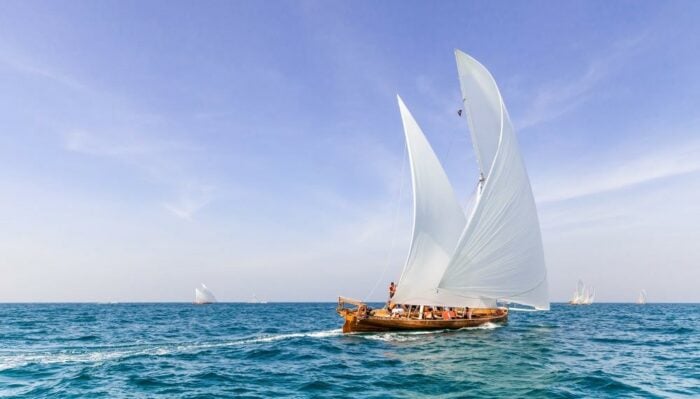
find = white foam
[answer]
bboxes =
[359,323,502,342]
[0,329,343,371]
[460,322,502,330]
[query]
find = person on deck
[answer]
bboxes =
[388,282,396,299]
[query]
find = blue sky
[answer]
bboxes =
[1,1,699,302]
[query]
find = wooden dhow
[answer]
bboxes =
[338,50,549,333]
[338,297,508,333]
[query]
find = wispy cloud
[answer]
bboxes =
[517,35,648,130]
[63,129,214,220]
[0,49,89,92]
[163,184,215,221]
[536,138,700,203]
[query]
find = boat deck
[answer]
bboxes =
[337,297,508,333]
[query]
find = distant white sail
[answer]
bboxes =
[392,51,548,310]
[637,290,647,305]
[194,283,217,304]
[570,280,592,305]
[581,286,595,305]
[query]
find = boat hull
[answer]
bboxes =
[338,308,508,333]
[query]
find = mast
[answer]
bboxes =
[438,50,549,310]
[391,51,549,310]
[390,97,467,306]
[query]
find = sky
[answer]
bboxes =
[1,1,699,303]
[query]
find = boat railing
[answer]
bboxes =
[337,296,366,314]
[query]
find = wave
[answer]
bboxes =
[360,323,502,342]
[0,329,343,371]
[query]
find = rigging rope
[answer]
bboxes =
[363,145,408,302]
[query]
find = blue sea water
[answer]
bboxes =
[0,303,697,398]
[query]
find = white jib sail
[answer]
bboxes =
[437,50,549,310]
[195,283,217,304]
[391,96,468,306]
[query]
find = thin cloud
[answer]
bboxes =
[63,130,153,157]
[63,130,215,220]
[517,35,648,130]
[536,138,700,203]
[0,50,89,92]
[162,184,215,221]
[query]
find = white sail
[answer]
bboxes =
[570,280,588,304]
[391,97,468,306]
[637,290,647,305]
[570,290,581,304]
[392,51,548,310]
[587,288,595,304]
[577,280,585,301]
[438,50,549,310]
[581,286,594,305]
[194,283,217,304]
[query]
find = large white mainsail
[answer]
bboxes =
[195,283,217,304]
[439,50,548,310]
[392,50,548,310]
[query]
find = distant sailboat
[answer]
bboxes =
[637,290,647,305]
[194,283,217,305]
[569,280,584,305]
[337,50,549,333]
[569,280,594,305]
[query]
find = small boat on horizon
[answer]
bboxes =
[637,290,647,305]
[337,50,549,333]
[569,280,595,305]
[194,283,217,305]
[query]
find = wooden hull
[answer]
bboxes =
[338,308,508,333]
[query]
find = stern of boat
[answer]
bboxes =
[337,296,368,333]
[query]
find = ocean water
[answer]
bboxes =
[0,303,697,398]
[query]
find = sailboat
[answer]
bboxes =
[637,290,647,305]
[194,283,217,305]
[337,50,549,333]
[569,280,594,305]
[569,280,585,305]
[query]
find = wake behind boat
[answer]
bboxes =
[338,50,549,333]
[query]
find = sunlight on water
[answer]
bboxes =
[0,303,698,397]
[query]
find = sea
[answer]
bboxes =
[0,303,697,398]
